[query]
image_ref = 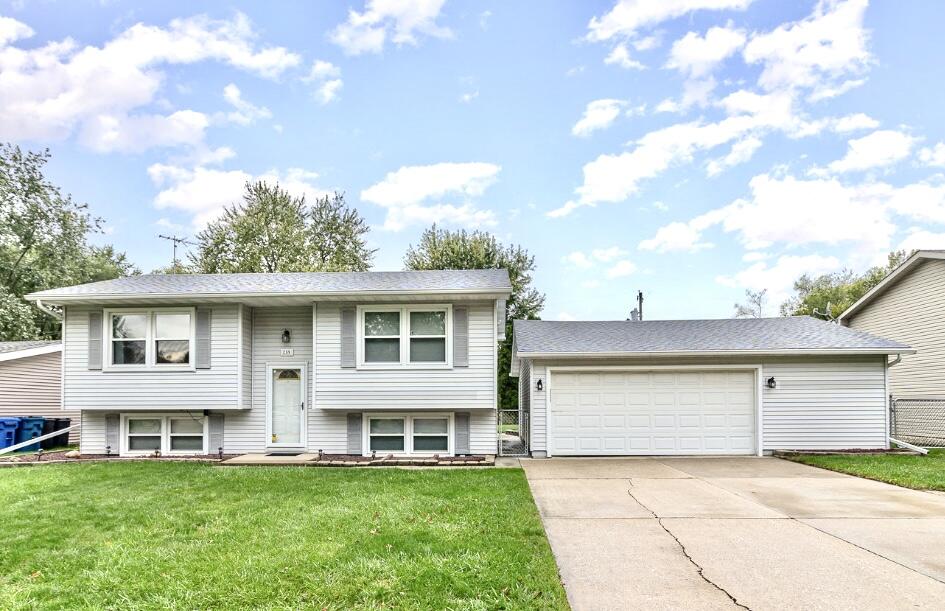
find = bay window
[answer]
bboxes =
[359,305,451,367]
[105,308,195,370]
[365,414,452,455]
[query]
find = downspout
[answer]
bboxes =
[35,299,62,320]
[885,354,926,453]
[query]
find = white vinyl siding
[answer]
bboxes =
[315,302,496,410]
[845,258,945,398]
[240,306,253,409]
[0,351,78,443]
[64,305,239,410]
[223,306,313,454]
[761,357,887,450]
[524,355,887,455]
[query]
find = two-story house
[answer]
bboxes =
[26,270,511,457]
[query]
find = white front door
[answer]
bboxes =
[550,370,756,456]
[268,365,306,447]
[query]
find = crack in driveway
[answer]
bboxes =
[627,480,751,610]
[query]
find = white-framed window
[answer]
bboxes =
[363,413,453,456]
[121,413,208,456]
[105,308,196,371]
[357,305,451,368]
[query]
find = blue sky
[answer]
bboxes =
[3,0,945,320]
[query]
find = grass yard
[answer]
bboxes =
[0,463,567,610]
[789,449,945,491]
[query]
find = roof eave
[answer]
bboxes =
[516,347,916,359]
[25,286,513,305]
[0,344,62,362]
[839,250,945,322]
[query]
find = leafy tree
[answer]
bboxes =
[734,288,768,318]
[404,225,545,409]
[191,183,375,273]
[0,144,136,340]
[780,250,910,319]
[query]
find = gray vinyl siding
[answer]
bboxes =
[845,258,945,398]
[314,302,496,410]
[0,351,78,443]
[223,306,313,453]
[63,305,240,410]
[79,411,108,454]
[524,355,887,454]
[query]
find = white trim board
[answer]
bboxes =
[0,343,62,363]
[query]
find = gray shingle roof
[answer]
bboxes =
[26,269,512,301]
[514,317,911,355]
[0,340,61,355]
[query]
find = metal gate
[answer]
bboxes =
[498,408,529,456]
[891,398,945,447]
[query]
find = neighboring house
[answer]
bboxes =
[511,317,911,457]
[25,270,511,457]
[0,340,79,443]
[839,250,945,399]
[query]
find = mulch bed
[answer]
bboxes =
[0,451,237,466]
[773,449,920,456]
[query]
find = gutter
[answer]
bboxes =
[515,348,916,359]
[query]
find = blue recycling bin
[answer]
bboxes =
[14,416,45,452]
[0,417,19,450]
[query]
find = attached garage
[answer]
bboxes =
[511,317,913,457]
[549,369,756,455]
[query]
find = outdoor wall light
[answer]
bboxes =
[281,329,291,344]
[536,378,543,391]
[766,376,777,389]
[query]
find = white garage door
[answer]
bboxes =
[550,370,756,455]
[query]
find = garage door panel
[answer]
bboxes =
[551,369,756,456]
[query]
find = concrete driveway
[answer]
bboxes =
[522,457,945,610]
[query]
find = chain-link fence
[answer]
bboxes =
[891,398,945,447]
[498,409,529,456]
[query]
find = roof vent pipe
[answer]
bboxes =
[629,308,640,322]
[636,290,644,321]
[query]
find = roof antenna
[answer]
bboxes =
[158,234,197,266]
[813,301,837,323]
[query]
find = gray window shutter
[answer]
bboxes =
[196,308,212,369]
[340,307,356,368]
[455,412,470,455]
[453,306,469,367]
[208,413,224,454]
[105,414,119,452]
[346,413,362,455]
[88,311,103,370]
[496,299,507,341]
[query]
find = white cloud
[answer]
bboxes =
[666,25,746,79]
[360,162,500,231]
[0,12,300,151]
[459,90,479,103]
[742,251,769,262]
[638,216,715,253]
[831,112,879,133]
[587,0,754,42]
[606,260,638,278]
[555,311,578,321]
[716,254,841,305]
[149,164,329,228]
[898,228,945,252]
[633,34,662,51]
[303,60,343,104]
[604,44,645,70]
[706,135,762,176]
[640,173,900,260]
[572,99,626,137]
[742,0,871,100]
[330,0,451,55]
[221,84,271,125]
[881,180,945,225]
[814,130,917,175]
[563,251,593,268]
[0,15,33,46]
[918,143,945,168]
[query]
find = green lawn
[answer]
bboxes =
[789,449,945,491]
[0,463,567,610]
